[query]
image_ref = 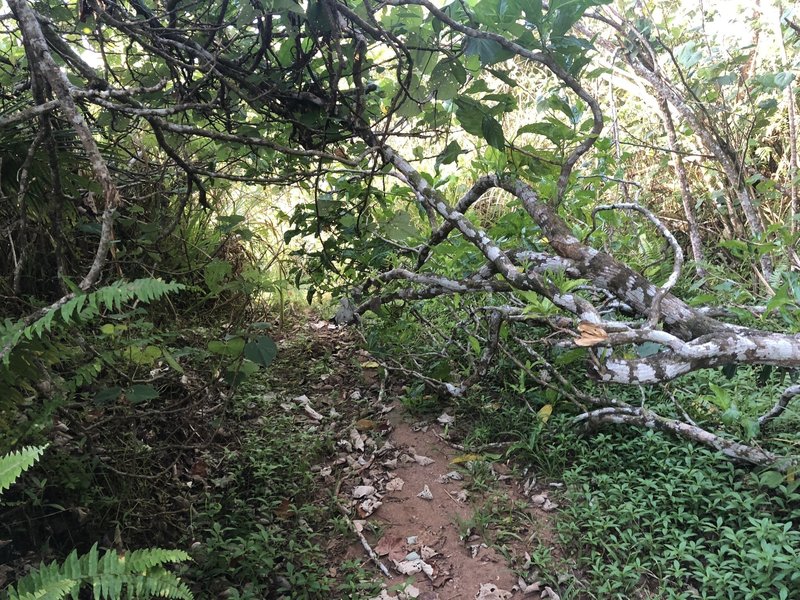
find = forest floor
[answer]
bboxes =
[253,316,563,599]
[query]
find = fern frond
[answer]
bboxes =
[0,446,46,495]
[5,576,76,600]
[4,544,193,600]
[1,279,185,365]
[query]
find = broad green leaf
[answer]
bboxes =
[463,38,515,66]
[436,141,466,167]
[383,211,418,241]
[126,384,159,404]
[481,115,506,149]
[243,335,278,367]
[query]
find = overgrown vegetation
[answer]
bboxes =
[3,0,800,597]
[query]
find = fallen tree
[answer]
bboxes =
[3,0,799,469]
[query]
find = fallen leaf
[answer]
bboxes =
[417,485,433,500]
[399,584,421,599]
[541,587,561,600]
[358,497,382,517]
[414,454,435,466]
[274,498,293,519]
[578,321,607,336]
[574,321,608,347]
[542,499,559,512]
[420,545,438,560]
[353,485,376,499]
[386,477,405,491]
[531,493,547,506]
[350,429,365,452]
[394,559,434,579]
[437,470,464,483]
[516,577,541,595]
[474,583,512,600]
[362,361,380,368]
[451,454,481,464]
[375,535,406,561]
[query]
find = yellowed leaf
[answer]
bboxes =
[451,453,482,464]
[355,418,376,431]
[362,360,380,369]
[537,404,553,423]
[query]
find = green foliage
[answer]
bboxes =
[188,377,379,599]
[1,279,185,365]
[3,544,193,600]
[559,430,800,599]
[0,445,45,495]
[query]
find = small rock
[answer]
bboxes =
[406,536,418,545]
[417,485,433,500]
[404,551,420,561]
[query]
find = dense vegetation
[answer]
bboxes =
[1,0,800,597]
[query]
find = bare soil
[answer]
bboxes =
[299,320,561,599]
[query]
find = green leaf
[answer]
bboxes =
[383,211,418,241]
[95,387,123,404]
[519,0,543,23]
[0,446,46,495]
[774,71,795,90]
[126,384,160,404]
[463,37,515,66]
[243,335,278,367]
[455,97,487,137]
[208,337,245,357]
[481,115,506,149]
[436,141,466,167]
[759,470,785,489]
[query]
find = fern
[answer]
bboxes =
[4,544,193,600]
[0,279,184,365]
[0,446,46,495]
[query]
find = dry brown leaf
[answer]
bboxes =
[578,321,607,336]
[574,335,607,347]
[375,535,407,561]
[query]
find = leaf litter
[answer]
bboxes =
[270,317,564,598]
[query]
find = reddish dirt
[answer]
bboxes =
[377,413,519,598]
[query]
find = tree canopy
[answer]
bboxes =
[2,0,800,467]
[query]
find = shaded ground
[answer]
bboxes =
[269,318,563,599]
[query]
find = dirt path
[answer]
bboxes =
[292,321,560,599]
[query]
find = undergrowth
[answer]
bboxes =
[185,363,380,599]
[559,428,800,599]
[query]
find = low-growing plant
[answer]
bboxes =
[558,429,800,599]
[1,446,192,600]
